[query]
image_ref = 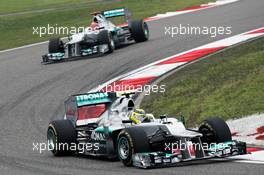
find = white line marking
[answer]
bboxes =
[121,62,186,80]
[234,160,264,164]
[0,41,48,54]
[230,151,264,164]
[228,114,264,145]
[90,27,264,92]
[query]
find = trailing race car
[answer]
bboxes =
[47,91,247,168]
[42,8,149,63]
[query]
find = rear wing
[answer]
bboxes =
[64,91,134,124]
[65,90,136,108]
[65,92,116,109]
[65,92,116,125]
[74,92,117,107]
[102,8,131,19]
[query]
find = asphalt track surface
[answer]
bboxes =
[0,0,264,174]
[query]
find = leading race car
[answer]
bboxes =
[42,8,149,63]
[47,91,247,168]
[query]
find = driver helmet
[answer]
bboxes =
[129,109,149,124]
[90,17,99,29]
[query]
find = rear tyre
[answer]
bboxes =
[117,127,150,166]
[130,20,149,42]
[98,30,115,53]
[48,38,64,53]
[199,117,232,144]
[47,120,76,156]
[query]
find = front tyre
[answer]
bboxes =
[98,30,115,53]
[199,117,232,144]
[117,128,150,166]
[48,38,64,53]
[47,120,76,156]
[130,20,149,42]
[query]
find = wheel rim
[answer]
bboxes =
[110,37,115,49]
[47,128,56,151]
[143,23,149,39]
[118,137,130,159]
[110,38,115,49]
[200,125,215,143]
[108,33,115,50]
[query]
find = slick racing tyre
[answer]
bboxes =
[47,120,76,156]
[130,20,149,42]
[48,38,64,53]
[117,127,150,166]
[199,117,232,144]
[98,30,115,53]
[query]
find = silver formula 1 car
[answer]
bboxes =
[47,91,247,168]
[42,8,149,63]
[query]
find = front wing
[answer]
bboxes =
[132,140,247,168]
[41,44,109,64]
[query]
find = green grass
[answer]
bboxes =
[141,37,264,127]
[0,0,211,50]
[0,0,99,14]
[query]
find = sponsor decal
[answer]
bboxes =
[91,131,106,141]
[76,92,111,106]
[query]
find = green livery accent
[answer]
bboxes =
[95,127,113,133]
[103,8,126,18]
[76,92,111,106]
[81,49,93,55]
[111,27,121,33]
[165,153,173,157]
[48,52,65,58]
